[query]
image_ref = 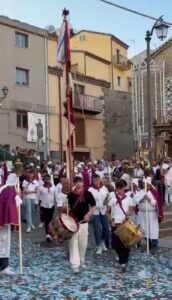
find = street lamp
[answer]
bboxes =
[145,16,169,169]
[0,85,9,105]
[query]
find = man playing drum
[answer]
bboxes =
[107,179,133,273]
[67,176,96,274]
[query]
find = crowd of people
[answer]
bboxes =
[0,156,171,275]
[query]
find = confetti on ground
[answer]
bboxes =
[0,227,172,300]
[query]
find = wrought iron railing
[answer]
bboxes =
[113,54,131,69]
[73,92,103,113]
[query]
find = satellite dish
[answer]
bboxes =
[45,25,56,34]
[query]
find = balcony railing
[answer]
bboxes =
[113,54,131,71]
[73,92,103,115]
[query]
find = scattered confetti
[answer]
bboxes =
[0,228,172,300]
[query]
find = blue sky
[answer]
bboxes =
[0,0,172,57]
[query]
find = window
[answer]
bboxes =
[79,35,86,42]
[116,49,120,63]
[75,119,85,146]
[117,76,121,87]
[74,84,85,106]
[74,84,85,95]
[15,32,28,48]
[16,111,28,129]
[16,68,29,86]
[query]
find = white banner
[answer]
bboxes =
[27,112,46,144]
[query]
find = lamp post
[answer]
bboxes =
[0,85,9,105]
[145,16,169,169]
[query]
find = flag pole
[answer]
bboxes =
[63,9,73,190]
[144,179,150,254]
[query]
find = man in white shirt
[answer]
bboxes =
[23,169,39,233]
[38,174,56,242]
[89,174,110,254]
[107,179,133,273]
[134,161,144,179]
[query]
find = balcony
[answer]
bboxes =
[113,54,131,71]
[73,93,103,115]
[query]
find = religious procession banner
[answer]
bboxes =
[27,112,46,145]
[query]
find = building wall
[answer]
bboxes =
[71,31,130,92]
[153,45,172,78]
[85,56,111,83]
[48,39,57,67]
[113,67,130,91]
[104,89,133,158]
[48,72,67,156]
[73,79,105,160]
[0,20,47,155]
[71,32,111,61]
[71,52,85,75]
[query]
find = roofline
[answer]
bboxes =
[48,32,58,41]
[71,49,111,65]
[0,15,48,37]
[72,30,129,50]
[151,37,172,58]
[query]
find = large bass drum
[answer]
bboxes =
[115,218,143,248]
[48,213,78,242]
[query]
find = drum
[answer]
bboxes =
[115,219,143,248]
[48,213,78,242]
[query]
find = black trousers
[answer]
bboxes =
[39,206,44,223]
[111,231,130,265]
[0,258,9,271]
[41,206,55,235]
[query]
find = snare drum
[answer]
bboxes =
[115,218,143,248]
[48,213,78,242]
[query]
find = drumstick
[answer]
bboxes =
[145,179,150,255]
[77,220,85,224]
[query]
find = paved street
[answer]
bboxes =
[1,223,172,300]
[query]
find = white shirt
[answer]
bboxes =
[88,185,109,215]
[152,165,160,175]
[56,182,63,194]
[38,185,56,209]
[164,168,172,187]
[134,168,144,178]
[0,168,4,185]
[108,193,133,224]
[56,191,68,208]
[22,179,39,200]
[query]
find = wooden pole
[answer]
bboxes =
[66,85,73,191]
[145,179,150,254]
[63,10,73,191]
[58,75,63,165]
[17,177,23,274]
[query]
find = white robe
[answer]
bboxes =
[129,190,143,225]
[139,190,159,239]
[0,225,11,258]
[0,193,22,259]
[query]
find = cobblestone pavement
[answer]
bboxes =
[0,224,172,300]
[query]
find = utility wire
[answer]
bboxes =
[98,0,172,26]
